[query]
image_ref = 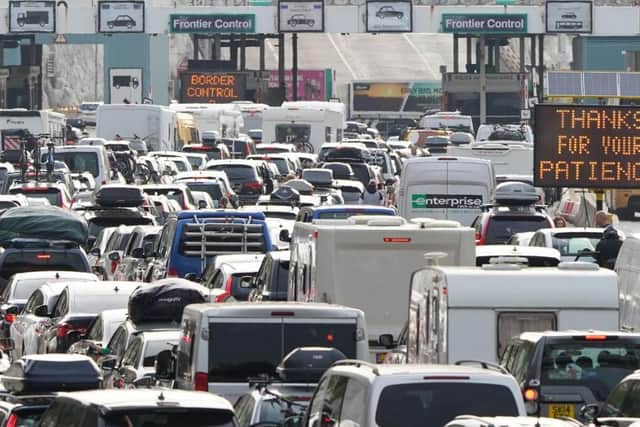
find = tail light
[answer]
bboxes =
[57,322,87,337]
[243,181,262,192]
[4,314,16,324]
[475,231,482,245]
[167,267,179,278]
[194,372,208,391]
[6,414,17,427]
[245,144,251,156]
[215,276,233,302]
[111,260,119,274]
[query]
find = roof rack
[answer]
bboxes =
[454,360,509,375]
[332,359,380,375]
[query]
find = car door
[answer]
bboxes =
[42,289,69,353]
[11,289,44,357]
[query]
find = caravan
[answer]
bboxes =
[398,156,496,226]
[406,261,619,364]
[262,101,346,154]
[288,215,475,358]
[96,104,176,151]
[0,109,66,146]
[447,142,534,176]
[169,103,243,139]
[233,102,269,132]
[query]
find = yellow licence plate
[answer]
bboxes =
[548,404,575,418]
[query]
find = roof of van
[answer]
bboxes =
[413,265,618,309]
[517,330,640,342]
[404,156,492,166]
[53,145,106,152]
[174,210,267,221]
[183,302,365,318]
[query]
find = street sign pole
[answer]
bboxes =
[479,35,486,124]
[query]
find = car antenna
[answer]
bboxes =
[158,392,165,401]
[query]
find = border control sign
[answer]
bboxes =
[441,14,527,34]
[169,14,255,33]
[534,104,640,189]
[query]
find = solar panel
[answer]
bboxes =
[583,72,618,97]
[619,73,640,97]
[546,71,582,96]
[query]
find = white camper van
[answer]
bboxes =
[175,302,368,401]
[233,102,269,132]
[447,142,534,176]
[398,156,496,226]
[169,103,244,138]
[96,104,176,151]
[406,261,619,365]
[262,101,346,154]
[288,216,475,358]
[0,109,66,144]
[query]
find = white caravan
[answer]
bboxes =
[288,216,475,357]
[406,262,619,364]
[233,102,269,132]
[0,109,66,144]
[262,101,346,153]
[96,104,176,151]
[169,103,243,138]
[447,142,534,176]
[398,156,496,226]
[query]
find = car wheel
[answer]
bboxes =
[109,23,114,28]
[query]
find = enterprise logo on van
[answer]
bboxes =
[412,194,483,209]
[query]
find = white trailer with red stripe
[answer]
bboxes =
[0,109,66,150]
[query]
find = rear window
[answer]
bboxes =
[87,217,154,239]
[104,410,235,427]
[143,188,186,206]
[52,152,100,177]
[143,339,176,367]
[208,321,357,382]
[375,383,519,427]
[275,124,310,144]
[229,273,256,301]
[485,216,549,244]
[540,337,640,401]
[10,188,61,206]
[183,146,222,160]
[315,210,392,220]
[208,165,257,183]
[0,252,88,280]
[221,140,249,154]
[551,233,600,257]
[0,201,19,210]
[271,260,290,294]
[184,183,223,202]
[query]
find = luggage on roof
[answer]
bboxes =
[0,206,88,246]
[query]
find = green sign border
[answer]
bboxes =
[441,13,528,34]
[169,14,256,34]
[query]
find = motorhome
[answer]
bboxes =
[288,215,475,359]
[0,109,66,146]
[420,111,474,133]
[96,104,176,151]
[169,103,243,139]
[447,142,533,176]
[233,102,269,132]
[406,261,619,364]
[398,156,496,226]
[262,101,346,154]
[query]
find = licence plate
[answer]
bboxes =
[548,404,575,418]
[634,212,640,218]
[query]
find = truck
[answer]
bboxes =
[169,103,243,139]
[288,215,475,360]
[17,11,49,27]
[96,104,177,151]
[262,101,346,154]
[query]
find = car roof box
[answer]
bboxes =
[128,280,206,325]
[495,181,539,206]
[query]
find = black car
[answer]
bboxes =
[287,14,315,27]
[376,5,404,19]
[107,15,136,29]
[249,251,290,302]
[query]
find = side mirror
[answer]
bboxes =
[34,305,50,317]
[580,403,601,421]
[90,247,101,257]
[279,229,291,243]
[239,276,253,289]
[133,375,155,388]
[5,306,19,316]
[198,200,208,209]
[107,251,120,262]
[155,349,176,380]
[379,334,394,348]
[184,272,199,282]
[131,247,144,259]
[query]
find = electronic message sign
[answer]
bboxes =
[534,104,640,189]
[180,72,246,103]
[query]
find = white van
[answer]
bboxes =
[0,109,66,144]
[447,142,534,176]
[406,262,619,364]
[289,216,475,358]
[615,234,640,332]
[49,145,112,189]
[169,103,243,138]
[96,104,176,151]
[175,302,368,401]
[262,102,346,154]
[398,156,496,226]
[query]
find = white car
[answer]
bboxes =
[445,416,582,427]
[77,101,103,125]
[528,227,618,262]
[67,308,128,356]
[506,231,536,246]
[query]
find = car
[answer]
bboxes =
[506,231,536,246]
[219,138,257,159]
[107,14,137,29]
[8,182,72,209]
[148,151,193,173]
[0,195,29,210]
[0,394,57,427]
[38,281,140,354]
[235,385,308,427]
[249,251,290,302]
[300,362,525,427]
[67,308,128,358]
[206,160,271,205]
[182,152,209,171]
[94,225,136,281]
[113,225,161,282]
[182,143,231,161]
[77,101,103,125]
[500,331,640,420]
[321,162,356,180]
[475,245,561,267]
[445,416,583,427]
[287,14,315,27]
[141,184,197,210]
[199,254,265,302]
[255,143,298,155]
[247,154,298,179]
[295,205,396,222]
[191,190,216,209]
[529,227,621,263]
[36,389,236,427]
[175,179,233,208]
[584,369,640,424]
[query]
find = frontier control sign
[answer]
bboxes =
[441,14,527,34]
[534,105,640,189]
[170,14,255,33]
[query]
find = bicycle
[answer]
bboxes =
[295,141,314,153]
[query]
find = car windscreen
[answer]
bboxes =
[541,337,640,401]
[10,189,61,206]
[0,252,87,280]
[350,164,372,186]
[143,339,177,367]
[551,234,600,257]
[275,124,311,144]
[103,409,235,427]
[375,382,519,427]
[485,216,549,244]
[185,156,205,170]
[52,152,100,177]
[208,321,357,382]
[184,182,223,202]
[143,189,185,206]
[208,165,256,183]
[268,158,289,175]
[324,165,351,179]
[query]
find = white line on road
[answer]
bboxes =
[327,33,357,81]
[402,34,437,80]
